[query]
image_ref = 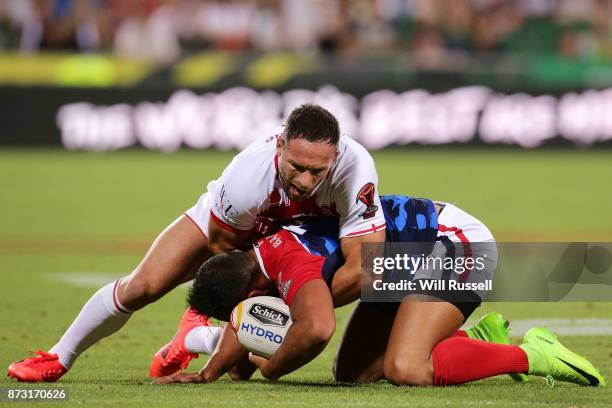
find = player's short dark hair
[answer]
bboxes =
[187,252,258,322]
[284,104,340,145]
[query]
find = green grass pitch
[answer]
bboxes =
[1,148,611,407]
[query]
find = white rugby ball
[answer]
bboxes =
[230,296,293,358]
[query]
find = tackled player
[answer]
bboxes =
[155,195,605,387]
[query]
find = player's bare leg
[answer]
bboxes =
[117,216,211,310]
[333,302,395,383]
[383,296,464,386]
[383,295,536,386]
[8,215,212,382]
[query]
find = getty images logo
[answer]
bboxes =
[248,304,290,327]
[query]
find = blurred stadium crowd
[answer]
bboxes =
[1,0,611,65]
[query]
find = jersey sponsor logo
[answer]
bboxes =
[280,280,292,300]
[278,271,292,300]
[216,184,240,220]
[248,303,291,327]
[357,182,378,220]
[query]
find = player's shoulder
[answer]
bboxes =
[332,135,377,182]
[338,135,374,164]
[257,228,314,267]
[259,228,302,252]
[217,134,278,191]
[229,133,278,168]
[255,228,309,276]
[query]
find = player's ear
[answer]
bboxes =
[276,135,285,154]
[246,290,268,298]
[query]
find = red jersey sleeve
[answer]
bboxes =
[253,229,325,306]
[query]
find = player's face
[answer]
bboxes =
[276,137,338,201]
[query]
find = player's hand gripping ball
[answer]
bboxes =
[230,296,292,358]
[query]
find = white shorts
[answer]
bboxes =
[436,202,495,243]
[411,202,498,302]
[184,192,212,238]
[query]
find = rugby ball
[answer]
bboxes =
[230,296,293,358]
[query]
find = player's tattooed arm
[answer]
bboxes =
[249,280,335,381]
[153,325,251,385]
[331,230,386,307]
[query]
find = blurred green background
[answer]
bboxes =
[2,148,611,241]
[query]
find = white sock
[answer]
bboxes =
[49,280,132,369]
[184,326,222,355]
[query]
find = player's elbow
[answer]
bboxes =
[207,221,252,254]
[228,371,252,381]
[207,240,229,254]
[207,233,247,254]
[205,232,229,253]
[302,316,336,348]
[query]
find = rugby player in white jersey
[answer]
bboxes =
[7,105,386,382]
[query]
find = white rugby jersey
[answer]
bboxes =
[185,134,386,239]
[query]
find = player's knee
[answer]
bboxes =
[120,275,168,309]
[228,371,251,381]
[383,357,433,386]
[333,359,371,383]
[332,356,352,382]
